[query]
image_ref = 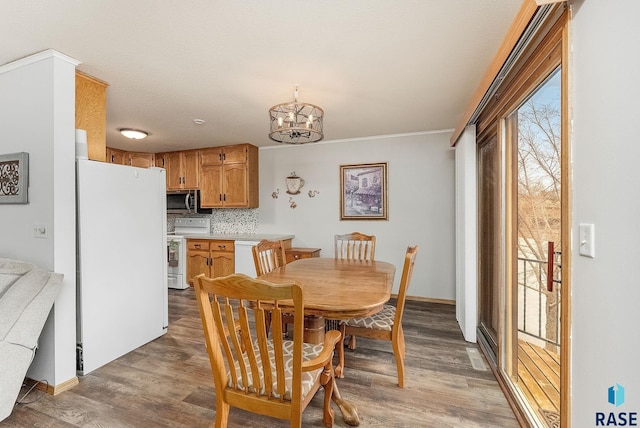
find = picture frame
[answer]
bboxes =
[0,152,29,204]
[340,162,388,220]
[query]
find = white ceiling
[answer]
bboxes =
[1,1,520,153]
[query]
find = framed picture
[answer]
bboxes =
[0,152,29,204]
[340,162,388,220]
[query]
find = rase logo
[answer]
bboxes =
[596,384,637,426]
[610,384,626,407]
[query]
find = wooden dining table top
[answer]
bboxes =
[258,257,397,320]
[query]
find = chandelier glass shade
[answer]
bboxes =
[269,86,324,144]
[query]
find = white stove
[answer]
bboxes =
[167,217,211,289]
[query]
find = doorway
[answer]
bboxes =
[474,7,570,427]
[507,68,562,426]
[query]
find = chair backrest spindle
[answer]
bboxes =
[334,232,376,261]
[252,240,287,276]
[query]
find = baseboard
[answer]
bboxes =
[391,294,455,305]
[30,376,79,396]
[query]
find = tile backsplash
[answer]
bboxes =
[168,209,258,234]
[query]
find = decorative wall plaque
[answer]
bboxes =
[0,152,29,204]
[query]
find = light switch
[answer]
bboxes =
[579,223,595,258]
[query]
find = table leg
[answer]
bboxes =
[303,315,325,344]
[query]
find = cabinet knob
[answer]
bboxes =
[294,254,300,259]
[194,244,201,248]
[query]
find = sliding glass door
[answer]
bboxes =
[474,6,570,427]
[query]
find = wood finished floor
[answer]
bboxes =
[3,289,518,427]
[518,339,560,424]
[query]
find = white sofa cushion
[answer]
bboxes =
[0,258,63,422]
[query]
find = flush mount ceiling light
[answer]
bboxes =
[268,85,324,144]
[119,128,149,139]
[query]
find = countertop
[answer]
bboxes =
[178,233,295,242]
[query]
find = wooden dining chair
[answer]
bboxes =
[252,239,292,335]
[334,232,376,261]
[338,245,418,387]
[252,239,287,277]
[194,273,341,428]
[331,232,377,345]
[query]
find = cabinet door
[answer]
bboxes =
[200,164,223,208]
[166,152,183,190]
[221,145,247,164]
[200,148,223,166]
[155,153,166,168]
[186,250,209,285]
[127,152,155,168]
[106,147,126,164]
[182,150,200,189]
[211,252,234,278]
[223,164,248,207]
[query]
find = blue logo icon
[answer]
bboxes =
[609,384,625,407]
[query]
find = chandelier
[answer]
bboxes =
[268,86,324,144]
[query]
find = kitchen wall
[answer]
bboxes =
[257,131,456,301]
[0,51,78,388]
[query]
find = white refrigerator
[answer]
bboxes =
[76,159,168,375]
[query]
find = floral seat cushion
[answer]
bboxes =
[340,304,395,331]
[227,339,324,401]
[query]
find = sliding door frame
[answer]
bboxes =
[471,4,571,427]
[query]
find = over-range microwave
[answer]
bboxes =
[166,190,212,214]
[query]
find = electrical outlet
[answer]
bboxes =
[34,223,48,239]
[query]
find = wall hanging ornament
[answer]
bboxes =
[285,172,304,195]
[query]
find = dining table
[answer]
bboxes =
[258,257,396,427]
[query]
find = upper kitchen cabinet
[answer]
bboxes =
[162,150,200,191]
[76,71,108,162]
[200,144,259,208]
[125,152,155,168]
[106,148,154,168]
[106,147,126,164]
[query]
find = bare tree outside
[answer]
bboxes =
[516,69,561,351]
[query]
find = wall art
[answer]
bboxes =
[339,162,388,220]
[0,152,29,204]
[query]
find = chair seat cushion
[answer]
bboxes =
[340,304,395,331]
[228,339,324,401]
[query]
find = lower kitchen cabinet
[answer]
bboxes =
[186,239,235,285]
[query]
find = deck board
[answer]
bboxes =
[518,339,560,417]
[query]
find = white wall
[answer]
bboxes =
[257,132,456,300]
[570,0,640,424]
[0,51,78,387]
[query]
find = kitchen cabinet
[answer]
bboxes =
[106,147,126,164]
[200,144,259,208]
[186,239,235,285]
[285,247,321,264]
[125,152,155,168]
[159,150,200,190]
[76,71,108,162]
[105,148,155,168]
